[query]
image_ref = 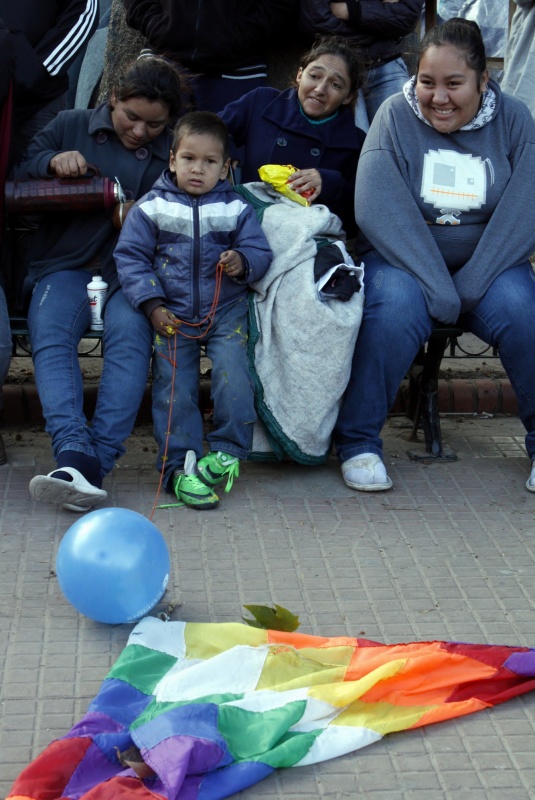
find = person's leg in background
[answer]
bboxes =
[460,262,535,491]
[10,95,67,169]
[68,0,113,109]
[354,87,370,132]
[333,252,434,490]
[0,285,11,464]
[355,57,410,132]
[191,71,267,112]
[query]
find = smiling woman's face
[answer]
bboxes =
[110,93,170,149]
[416,44,488,133]
[296,54,353,119]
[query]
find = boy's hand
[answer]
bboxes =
[218,250,244,278]
[150,306,181,337]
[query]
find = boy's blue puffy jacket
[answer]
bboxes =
[114,170,273,322]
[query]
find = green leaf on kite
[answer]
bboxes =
[242,603,300,632]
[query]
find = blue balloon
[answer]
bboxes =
[56,508,170,624]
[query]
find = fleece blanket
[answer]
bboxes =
[236,182,364,464]
[9,617,535,800]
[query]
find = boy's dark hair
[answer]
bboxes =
[171,111,230,161]
[112,55,189,122]
[419,18,487,81]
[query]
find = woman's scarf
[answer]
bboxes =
[403,75,497,130]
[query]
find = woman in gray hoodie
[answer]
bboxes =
[334,17,535,494]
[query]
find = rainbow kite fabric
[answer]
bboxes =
[9,617,535,800]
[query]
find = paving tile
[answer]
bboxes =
[2,417,535,799]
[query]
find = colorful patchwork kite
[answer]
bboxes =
[8,617,535,799]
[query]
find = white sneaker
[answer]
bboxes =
[342,453,393,492]
[526,461,535,493]
[184,450,198,476]
[29,467,107,511]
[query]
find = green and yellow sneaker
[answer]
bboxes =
[173,472,219,509]
[197,451,240,493]
[172,450,219,510]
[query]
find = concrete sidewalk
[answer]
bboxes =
[1,415,535,799]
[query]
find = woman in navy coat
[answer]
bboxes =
[219,36,366,235]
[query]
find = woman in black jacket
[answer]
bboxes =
[122,0,298,110]
[299,0,424,130]
[0,0,99,165]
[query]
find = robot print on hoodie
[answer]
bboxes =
[420,149,495,225]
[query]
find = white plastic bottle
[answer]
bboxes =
[87,271,108,331]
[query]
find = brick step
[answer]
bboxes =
[2,377,518,426]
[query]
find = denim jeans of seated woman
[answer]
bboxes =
[152,296,255,490]
[355,57,410,133]
[27,270,152,476]
[333,252,535,463]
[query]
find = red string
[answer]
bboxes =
[149,262,225,517]
[171,261,224,339]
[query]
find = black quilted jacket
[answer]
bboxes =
[122,0,298,74]
[299,0,424,64]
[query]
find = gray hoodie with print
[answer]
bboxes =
[354,79,535,323]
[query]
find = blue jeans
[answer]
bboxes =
[355,57,410,132]
[191,73,266,112]
[0,286,11,411]
[28,271,152,476]
[334,254,535,462]
[152,297,255,488]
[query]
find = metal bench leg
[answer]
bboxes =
[407,334,458,462]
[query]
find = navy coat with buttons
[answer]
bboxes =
[17,102,171,301]
[219,87,366,235]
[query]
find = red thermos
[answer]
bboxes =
[4,165,125,214]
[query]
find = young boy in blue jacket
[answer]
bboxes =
[115,111,272,509]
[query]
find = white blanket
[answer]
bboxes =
[241,182,364,463]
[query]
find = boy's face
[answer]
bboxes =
[169,133,229,195]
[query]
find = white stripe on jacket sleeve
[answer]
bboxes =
[44,0,99,76]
